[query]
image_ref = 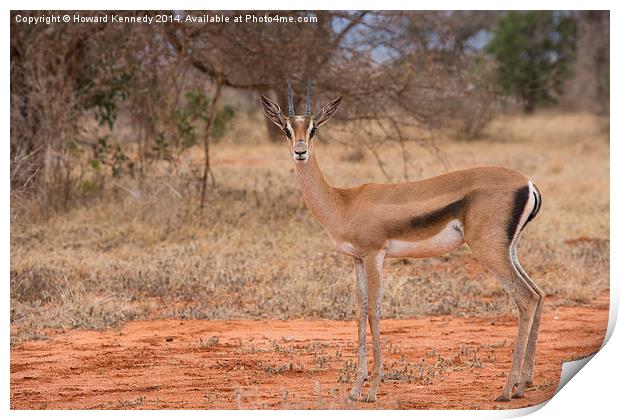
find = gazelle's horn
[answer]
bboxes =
[287,79,295,116]
[305,79,312,117]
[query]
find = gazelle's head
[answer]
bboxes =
[260,80,342,163]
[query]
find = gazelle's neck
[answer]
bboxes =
[295,153,342,227]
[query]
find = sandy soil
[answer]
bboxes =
[11,293,608,410]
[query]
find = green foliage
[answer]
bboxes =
[212,105,235,141]
[80,179,102,197]
[90,136,132,178]
[152,132,174,162]
[185,89,210,117]
[171,108,198,148]
[170,89,235,150]
[79,73,131,129]
[486,11,576,112]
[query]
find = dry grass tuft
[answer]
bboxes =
[10,112,609,342]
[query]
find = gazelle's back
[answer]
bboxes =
[344,166,529,206]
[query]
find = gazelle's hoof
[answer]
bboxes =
[364,393,377,403]
[512,389,525,399]
[349,391,362,401]
[495,394,511,402]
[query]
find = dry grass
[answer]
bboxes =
[10,111,609,343]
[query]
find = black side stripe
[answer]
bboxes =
[507,186,530,241]
[410,198,466,229]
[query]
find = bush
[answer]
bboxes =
[486,11,576,112]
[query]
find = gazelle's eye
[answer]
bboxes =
[309,127,317,138]
[283,127,291,138]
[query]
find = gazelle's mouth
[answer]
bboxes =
[294,151,308,161]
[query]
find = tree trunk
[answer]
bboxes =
[200,81,222,209]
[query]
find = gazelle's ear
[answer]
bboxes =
[259,95,286,130]
[313,96,342,127]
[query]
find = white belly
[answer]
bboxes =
[386,219,464,258]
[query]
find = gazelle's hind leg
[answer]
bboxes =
[464,181,543,401]
[510,235,545,396]
[466,234,539,401]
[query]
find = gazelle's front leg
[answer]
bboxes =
[350,258,368,400]
[364,251,385,402]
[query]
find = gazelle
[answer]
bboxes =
[259,81,544,403]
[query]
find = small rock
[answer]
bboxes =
[166,336,173,342]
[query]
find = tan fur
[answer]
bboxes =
[299,164,527,255]
[260,94,544,403]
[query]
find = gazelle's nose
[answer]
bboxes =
[293,140,308,160]
[294,140,307,152]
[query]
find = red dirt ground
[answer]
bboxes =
[11,293,608,410]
